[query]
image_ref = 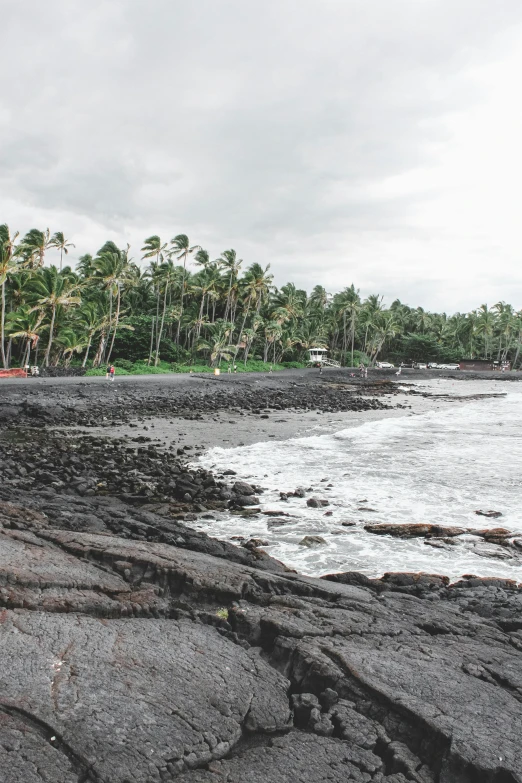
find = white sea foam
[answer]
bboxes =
[195,379,522,581]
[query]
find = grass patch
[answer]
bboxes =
[85,359,307,377]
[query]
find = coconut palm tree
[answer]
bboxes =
[272,283,306,325]
[197,321,235,366]
[475,304,495,359]
[92,245,134,364]
[17,228,51,268]
[234,263,273,354]
[334,285,361,366]
[368,311,399,365]
[30,266,82,366]
[152,258,180,364]
[54,329,87,366]
[0,224,20,368]
[75,300,106,367]
[170,234,201,342]
[50,232,75,272]
[7,306,45,368]
[218,249,243,325]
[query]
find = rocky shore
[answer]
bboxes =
[1,371,521,782]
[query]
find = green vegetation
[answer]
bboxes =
[1,223,521,371]
[216,608,229,621]
[84,359,299,376]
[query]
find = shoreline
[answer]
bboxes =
[1,369,522,780]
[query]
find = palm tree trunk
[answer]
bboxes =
[155,281,169,366]
[512,334,522,369]
[82,333,93,367]
[93,332,105,368]
[103,290,113,364]
[1,280,7,368]
[106,287,121,364]
[235,294,252,355]
[148,317,155,366]
[44,305,56,367]
[24,339,30,368]
[350,317,356,368]
[176,254,188,343]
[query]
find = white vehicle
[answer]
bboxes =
[414,363,427,369]
[376,361,395,369]
[439,363,460,370]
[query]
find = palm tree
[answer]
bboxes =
[30,267,81,366]
[54,329,87,367]
[17,228,51,268]
[218,249,243,324]
[309,285,330,319]
[360,294,383,356]
[193,248,211,272]
[234,263,273,354]
[50,232,75,272]
[197,321,235,366]
[141,235,168,265]
[511,310,522,369]
[272,283,306,324]
[476,304,495,359]
[76,300,106,367]
[0,224,20,368]
[7,306,45,368]
[368,311,398,365]
[170,234,201,342]
[152,258,179,364]
[92,246,134,364]
[335,285,361,366]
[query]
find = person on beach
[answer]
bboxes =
[395,366,402,376]
[227,364,231,374]
[106,364,111,379]
[364,366,368,378]
[359,362,364,377]
[109,365,115,382]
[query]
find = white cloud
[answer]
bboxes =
[1,0,521,312]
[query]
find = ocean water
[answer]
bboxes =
[195,379,522,582]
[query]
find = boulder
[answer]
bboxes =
[232,481,256,496]
[365,523,467,538]
[299,535,327,547]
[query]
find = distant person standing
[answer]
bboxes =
[395,366,402,376]
[109,365,115,382]
[359,362,364,377]
[106,364,111,379]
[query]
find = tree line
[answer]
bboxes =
[1,224,521,371]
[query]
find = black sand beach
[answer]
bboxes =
[1,369,521,782]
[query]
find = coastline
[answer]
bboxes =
[1,369,522,781]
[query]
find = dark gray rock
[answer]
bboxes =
[0,485,521,782]
[233,481,256,496]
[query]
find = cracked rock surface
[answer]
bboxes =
[1,497,521,782]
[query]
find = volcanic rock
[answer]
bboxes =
[299,535,327,547]
[365,523,468,538]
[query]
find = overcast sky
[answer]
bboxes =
[1,0,522,312]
